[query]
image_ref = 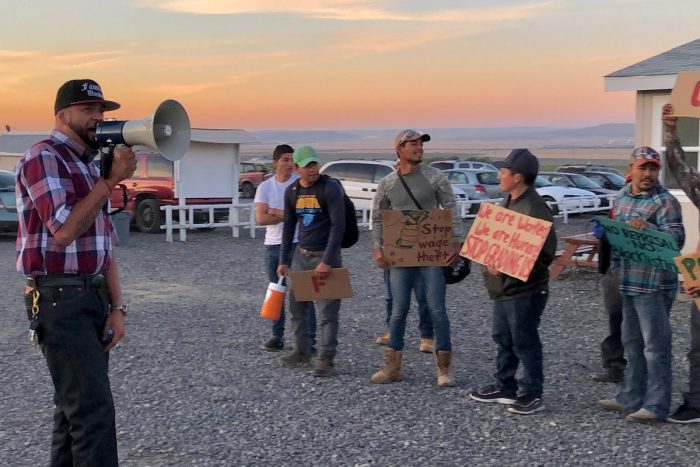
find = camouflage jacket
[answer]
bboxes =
[665,136,700,211]
[371,164,461,250]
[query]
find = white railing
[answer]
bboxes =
[460,194,615,224]
[162,204,373,242]
[161,204,260,242]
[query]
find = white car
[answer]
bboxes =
[534,176,599,215]
[430,160,498,172]
[319,159,472,215]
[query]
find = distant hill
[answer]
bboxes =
[541,123,634,139]
[248,124,634,150]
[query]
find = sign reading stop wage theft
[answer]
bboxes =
[382,210,454,267]
[674,252,700,309]
[670,71,700,118]
[460,203,552,281]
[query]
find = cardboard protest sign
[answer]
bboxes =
[460,203,552,281]
[596,216,680,272]
[670,71,700,118]
[674,252,700,309]
[289,267,353,301]
[382,210,453,267]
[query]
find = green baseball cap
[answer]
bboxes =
[293,145,320,167]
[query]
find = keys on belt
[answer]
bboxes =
[298,247,324,258]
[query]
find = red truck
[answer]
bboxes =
[110,152,270,233]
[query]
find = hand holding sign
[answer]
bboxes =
[289,267,353,301]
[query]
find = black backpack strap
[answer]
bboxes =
[397,171,423,210]
[315,174,330,212]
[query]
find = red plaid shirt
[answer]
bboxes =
[16,130,114,276]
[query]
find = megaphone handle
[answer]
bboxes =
[100,146,115,179]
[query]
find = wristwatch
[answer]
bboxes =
[109,304,129,316]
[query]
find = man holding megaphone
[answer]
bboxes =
[15,79,136,466]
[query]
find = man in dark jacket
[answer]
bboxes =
[663,103,700,424]
[469,148,557,415]
[277,146,345,377]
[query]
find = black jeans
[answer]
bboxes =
[26,280,118,467]
[686,302,700,408]
[600,270,626,371]
[492,290,548,397]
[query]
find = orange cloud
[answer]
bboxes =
[137,0,555,22]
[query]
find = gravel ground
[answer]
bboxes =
[0,215,697,466]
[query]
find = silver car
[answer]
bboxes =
[443,169,504,200]
[0,170,18,233]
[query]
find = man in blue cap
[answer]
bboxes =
[469,148,557,415]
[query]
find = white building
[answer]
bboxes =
[605,38,700,253]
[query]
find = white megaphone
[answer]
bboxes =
[95,99,191,164]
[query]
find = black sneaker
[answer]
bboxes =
[667,402,700,424]
[507,395,545,415]
[260,337,284,352]
[468,384,517,404]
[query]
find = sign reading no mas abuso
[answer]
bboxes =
[596,216,680,272]
[460,203,552,281]
[382,210,454,267]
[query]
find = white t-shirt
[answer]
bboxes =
[254,174,300,245]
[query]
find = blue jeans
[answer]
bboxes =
[388,267,450,352]
[616,291,674,418]
[492,291,548,397]
[264,244,316,343]
[383,269,433,339]
[289,248,342,357]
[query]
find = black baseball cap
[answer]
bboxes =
[502,148,539,176]
[54,79,120,114]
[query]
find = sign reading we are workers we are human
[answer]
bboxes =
[460,203,552,281]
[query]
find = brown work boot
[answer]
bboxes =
[419,338,435,353]
[312,355,335,377]
[371,348,404,384]
[375,332,390,345]
[281,350,311,368]
[435,351,455,387]
[592,369,624,384]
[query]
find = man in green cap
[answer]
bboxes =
[277,145,346,377]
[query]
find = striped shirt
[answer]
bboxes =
[612,184,685,295]
[15,130,114,277]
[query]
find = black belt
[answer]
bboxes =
[298,247,324,258]
[26,274,105,289]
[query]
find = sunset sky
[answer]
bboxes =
[1,0,699,131]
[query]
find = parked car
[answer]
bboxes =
[0,169,18,233]
[110,151,232,233]
[239,161,270,198]
[534,176,600,215]
[555,164,621,176]
[443,169,504,200]
[539,172,616,206]
[430,160,498,172]
[319,159,473,214]
[582,171,627,190]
